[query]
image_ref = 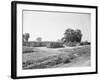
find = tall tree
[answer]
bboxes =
[24,33,30,42]
[62,28,82,43]
[23,34,25,42]
[74,29,82,42]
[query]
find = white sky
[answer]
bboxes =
[23,10,91,42]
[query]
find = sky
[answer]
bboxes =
[23,10,91,42]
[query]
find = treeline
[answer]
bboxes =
[23,28,90,47]
[23,41,64,48]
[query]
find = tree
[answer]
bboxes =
[80,40,91,45]
[36,37,42,42]
[62,28,75,43]
[23,34,25,42]
[62,28,82,45]
[24,33,30,42]
[74,29,82,42]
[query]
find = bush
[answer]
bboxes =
[23,46,34,53]
[64,42,76,47]
[46,42,64,48]
[80,41,91,45]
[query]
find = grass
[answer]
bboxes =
[22,45,91,69]
[23,46,34,53]
[23,55,71,69]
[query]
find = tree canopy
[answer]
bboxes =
[36,37,42,42]
[23,33,30,42]
[62,28,82,43]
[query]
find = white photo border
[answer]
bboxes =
[11,1,98,79]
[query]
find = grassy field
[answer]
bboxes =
[22,45,91,69]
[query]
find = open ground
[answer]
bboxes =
[22,45,91,69]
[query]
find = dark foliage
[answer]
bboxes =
[23,33,30,42]
[62,28,82,46]
[80,41,91,45]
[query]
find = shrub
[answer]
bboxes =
[46,42,64,48]
[80,41,91,45]
[64,42,76,47]
[23,46,34,53]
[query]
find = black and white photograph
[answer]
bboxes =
[11,1,97,79]
[22,10,91,70]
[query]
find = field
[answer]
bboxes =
[22,45,91,69]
